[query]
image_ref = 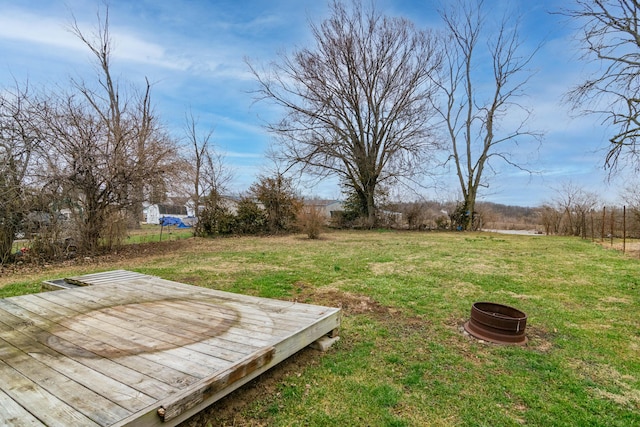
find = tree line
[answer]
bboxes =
[3,0,640,265]
[250,0,640,232]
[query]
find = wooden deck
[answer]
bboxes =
[0,270,341,426]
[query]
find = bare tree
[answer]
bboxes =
[539,204,563,235]
[68,6,179,231]
[563,0,640,172]
[183,110,232,235]
[38,93,111,253]
[249,0,442,226]
[31,5,179,253]
[621,179,640,235]
[435,0,542,230]
[551,181,599,237]
[0,82,40,264]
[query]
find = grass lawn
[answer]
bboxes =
[1,230,639,426]
[124,223,194,243]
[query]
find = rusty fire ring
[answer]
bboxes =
[463,302,528,345]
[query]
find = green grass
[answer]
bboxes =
[2,230,640,426]
[0,279,43,298]
[122,224,194,244]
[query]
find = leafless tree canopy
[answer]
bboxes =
[563,0,640,172]
[249,0,442,224]
[0,6,181,260]
[67,9,180,232]
[184,112,232,201]
[19,7,180,253]
[550,181,599,237]
[183,110,233,236]
[621,180,640,237]
[435,0,542,230]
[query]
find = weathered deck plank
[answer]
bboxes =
[0,336,131,425]
[0,356,102,426]
[0,388,44,426]
[0,299,198,392]
[0,318,156,412]
[1,270,341,426]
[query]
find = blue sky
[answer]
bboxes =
[0,0,631,207]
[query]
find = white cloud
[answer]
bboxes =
[108,30,191,71]
[0,7,192,71]
[0,9,82,51]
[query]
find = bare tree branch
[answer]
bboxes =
[562,0,640,172]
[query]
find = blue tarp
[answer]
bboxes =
[160,216,188,227]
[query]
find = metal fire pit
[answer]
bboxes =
[463,302,528,345]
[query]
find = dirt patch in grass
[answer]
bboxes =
[523,325,555,352]
[600,296,632,304]
[451,281,482,298]
[292,282,391,317]
[369,261,416,275]
[495,290,541,300]
[602,240,640,259]
[570,360,640,408]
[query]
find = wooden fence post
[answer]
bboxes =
[601,206,606,242]
[623,206,626,254]
[610,208,615,247]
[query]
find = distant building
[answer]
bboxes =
[185,195,243,216]
[145,204,189,225]
[378,209,403,227]
[304,200,344,222]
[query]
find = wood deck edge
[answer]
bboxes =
[159,346,276,422]
[116,308,341,427]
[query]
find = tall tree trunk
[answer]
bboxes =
[0,223,17,265]
[466,195,476,231]
[0,163,22,264]
[366,192,376,228]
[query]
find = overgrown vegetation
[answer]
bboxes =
[1,231,639,426]
[194,173,301,238]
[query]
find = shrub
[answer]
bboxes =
[197,190,236,236]
[235,197,266,235]
[298,205,324,239]
[249,173,301,234]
